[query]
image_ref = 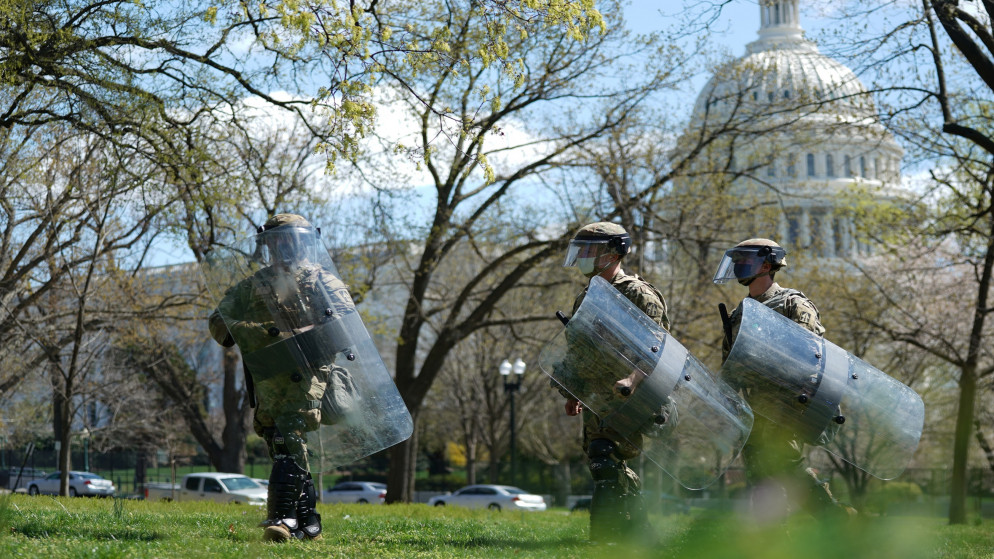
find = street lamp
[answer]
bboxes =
[500,358,526,486]
[80,428,91,472]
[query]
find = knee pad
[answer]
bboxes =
[264,425,308,465]
[587,439,622,483]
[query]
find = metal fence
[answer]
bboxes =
[2,444,992,515]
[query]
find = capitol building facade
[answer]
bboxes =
[671,0,903,260]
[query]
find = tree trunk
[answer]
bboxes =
[974,420,994,472]
[217,345,250,473]
[385,414,419,504]
[465,438,477,485]
[51,369,72,496]
[949,363,978,524]
[555,461,571,507]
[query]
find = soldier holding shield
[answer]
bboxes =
[713,238,844,516]
[206,213,413,543]
[541,223,753,541]
[555,221,669,542]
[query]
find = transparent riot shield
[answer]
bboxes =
[721,297,924,480]
[539,276,754,490]
[202,227,413,473]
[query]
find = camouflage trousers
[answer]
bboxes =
[252,365,329,471]
[582,410,642,491]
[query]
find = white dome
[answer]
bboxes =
[669,1,905,262]
[692,1,876,124]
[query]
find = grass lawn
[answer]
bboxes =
[0,493,990,558]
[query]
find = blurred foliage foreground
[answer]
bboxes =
[0,493,989,559]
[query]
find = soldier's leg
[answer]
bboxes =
[619,463,653,542]
[587,438,629,543]
[296,474,322,540]
[261,424,310,542]
[798,466,853,518]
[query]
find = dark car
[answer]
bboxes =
[570,497,591,512]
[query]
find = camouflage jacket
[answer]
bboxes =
[554,269,669,401]
[571,270,669,330]
[208,262,353,354]
[721,282,824,362]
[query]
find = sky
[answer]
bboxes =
[625,1,761,51]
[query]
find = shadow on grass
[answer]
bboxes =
[8,496,164,542]
[13,525,163,542]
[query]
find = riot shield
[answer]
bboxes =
[202,228,413,473]
[720,297,924,480]
[539,276,754,490]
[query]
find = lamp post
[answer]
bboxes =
[500,358,526,486]
[81,428,91,472]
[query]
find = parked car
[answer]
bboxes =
[1,468,47,490]
[27,471,115,497]
[570,497,591,512]
[427,485,546,511]
[144,473,266,505]
[323,481,386,504]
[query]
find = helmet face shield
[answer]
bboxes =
[712,248,767,284]
[257,226,319,267]
[564,239,615,271]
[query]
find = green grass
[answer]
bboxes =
[0,494,990,558]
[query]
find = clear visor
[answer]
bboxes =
[563,239,614,267]
[712,248,766,284]
[256,226,318,266]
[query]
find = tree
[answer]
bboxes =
[4,126,173,495]
[807,0,994,524]
[0,0,616,483]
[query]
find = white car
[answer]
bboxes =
[323,481,386,504]
[427,485,546,511]
[28,471,115,497]
[144,473,267,505]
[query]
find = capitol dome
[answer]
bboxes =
[671,0,904,260]
[692,2,876,125]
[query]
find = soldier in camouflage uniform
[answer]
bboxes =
[714,238,845,517]
[209,213,353,542]
[555,222,669,543]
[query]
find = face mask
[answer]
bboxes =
[577,257,597,276]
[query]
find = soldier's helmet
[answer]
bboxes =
[712,238,787,285]
[563,222,632,276]
[257,213,320,267]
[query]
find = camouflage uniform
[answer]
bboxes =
[208,262,353,468]
[557,268,669,543]
[721,282,841,514]
[208,213,349,542]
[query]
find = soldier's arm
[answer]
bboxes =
[209,284,246,347]
[317,269,355,318]
[208,309,235,347]
[211,281,279,350]
[629,284,669,330]
[720,305,742,363]
[790,297,825,336]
